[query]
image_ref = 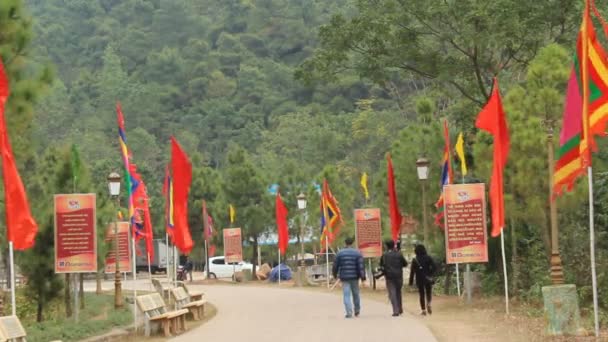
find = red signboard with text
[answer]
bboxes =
[444,184,489,264]
[104,222,132,273]
[54,194,97,273]
[354,208,382,258]
[223,228,243,264]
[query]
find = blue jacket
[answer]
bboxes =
[332,247,365,281]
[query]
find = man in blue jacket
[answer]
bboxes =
[332,237,366,318]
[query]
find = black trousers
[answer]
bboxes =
[386,278,403,314]
[417,282,432,310]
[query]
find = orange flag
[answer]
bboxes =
[0,60,38,250]
[170,137,193,254]
[475,78,510,237]
[275,192,289,255]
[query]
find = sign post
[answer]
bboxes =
[54,194,98,273]
[105,222,132,274]
[444,184,489,301]
[223,228,243,282]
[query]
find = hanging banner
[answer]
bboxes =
[105,222,132,273]
[223,228,243,264]
[444,183,489,264]
[354,208,382,258]
[54,194,97,273]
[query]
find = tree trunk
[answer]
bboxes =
[65,274,72,317]
[96,270,102,295]
[511,223,519,296]
[444,264,453,295]
[79,274,84,309]
[36,295,43,323]
[251,236,258,280]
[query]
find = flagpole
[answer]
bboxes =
[131,236,137,331]
[147,252,152,290]
[588,166,600,337]
[500,229,509,315]
[165,234,170,283]
[204,240,209,279]
[278,249,281,285]
[325,234,330,289]
[9,241,15,316]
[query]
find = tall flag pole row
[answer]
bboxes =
[552,1,608,336]
[475,78,510,314]
[0,59,38,316]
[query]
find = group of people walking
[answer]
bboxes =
[333,238,436,318]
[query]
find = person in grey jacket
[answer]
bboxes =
[332,237,366,318]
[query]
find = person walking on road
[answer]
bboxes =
[332,237,366,318]
[379,240,407,316]
[184,257,194,282]
[409,244,436,316]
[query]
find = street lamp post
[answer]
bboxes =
[297,193,307,286]
[107,172,123,309]
[545,121,564,284]
[416,158,431,244]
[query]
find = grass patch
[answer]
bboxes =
[7,290,133,342]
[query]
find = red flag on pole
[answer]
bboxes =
[276,192,289,255]
[387,153,402,241]
[170,136,193,254]
[0,60,37,250]
[475,78,510,237]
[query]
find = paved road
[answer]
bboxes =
[172,284,437,342]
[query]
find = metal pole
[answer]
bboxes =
[278,250,281,285]
[465,263,472,303]
[588,166,599,337]
[368,259,372,288]
[326,235,330,289]
[173,246,177,285]
[74,275,79,321]
[114,203,122,308]
[422,181,429,244]
[455,263,461,297]
[500,230,509,315]
[204,240,209,279]
[165,234,170,282]
[9,241,15,316]
[132,236,137,331]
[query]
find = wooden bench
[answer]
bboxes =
[171,287,207,321]
[176,281,204,301]
[151,278,172,301]
[136,293,188,337]
[0,315,27,342]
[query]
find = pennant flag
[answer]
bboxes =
[0,60,37,250]
[169,137,193,254]
[320,179,343,249]
[116,103,136,232]
[553,1,608,197]
[360,172,369,200]
[130,164,153,259]
[229,204,236,224]
[275,192,289,255]
[435,120,454,227]
[476,78,510,237]
[387,154,402,241]
[455,132,468,176]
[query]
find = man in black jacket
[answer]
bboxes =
[379,240,408,316]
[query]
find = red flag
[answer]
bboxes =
[170,137,193,254]
[275,192,289,255]
[0,60,37,250]
[387,153,402,241]
[475,78,510,237]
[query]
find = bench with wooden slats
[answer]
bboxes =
[176,281,205,301]
[171,287,207,321]
[0,315,28,342]
[136,293,188,337]
[151,278,172,301]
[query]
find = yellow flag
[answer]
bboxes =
[360,172,369,200]
[229,204,236,224]
[455,132,468,176]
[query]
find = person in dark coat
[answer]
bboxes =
[409,244,436,315]
[380,240,408,316]
[184,257,194,282]
[332,237,366,318]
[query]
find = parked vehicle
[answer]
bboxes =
[136,239,172,274]
[206,256,253,278]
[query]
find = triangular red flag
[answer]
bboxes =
[170,136,193,254]
[475,78,510,237]
[387,153,402,241]
[275,192,289,255]
[0,60,38,250]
